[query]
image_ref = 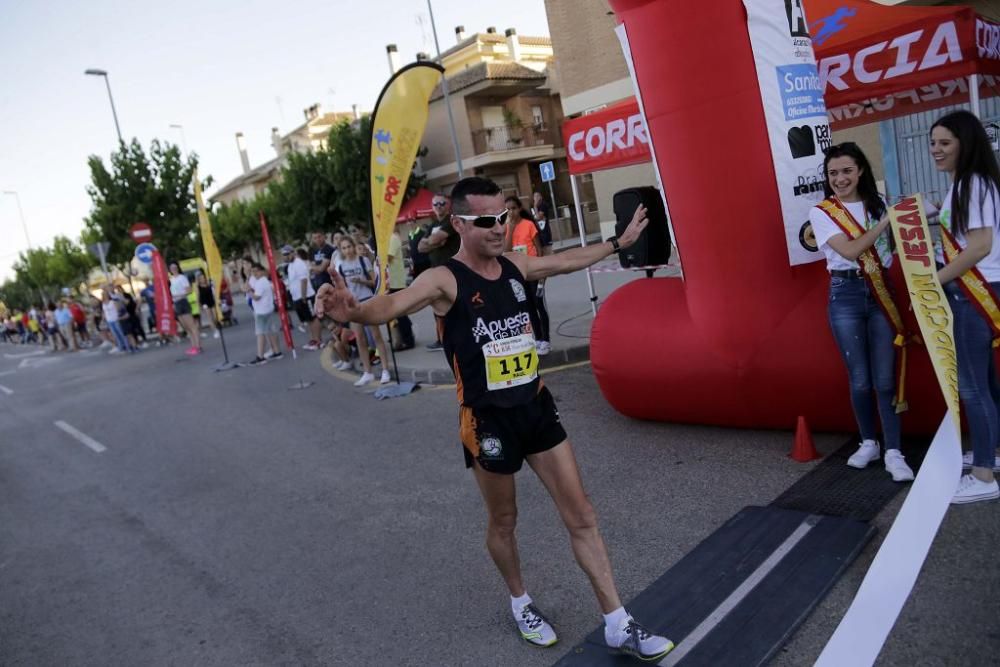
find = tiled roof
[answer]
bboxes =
[429,62,546,101]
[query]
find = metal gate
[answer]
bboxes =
[892,97,1000,203]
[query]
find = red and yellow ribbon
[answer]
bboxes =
[819,198,913,412]
[940,226,1000,348]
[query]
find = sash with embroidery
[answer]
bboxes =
[819,197,913,413]
[939,225,1000,348]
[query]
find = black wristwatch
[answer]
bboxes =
[608,236,621,254]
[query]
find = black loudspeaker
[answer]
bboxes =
[612,186,671,268]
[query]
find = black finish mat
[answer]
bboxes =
[552,506,873,666]
[771,435,930,521]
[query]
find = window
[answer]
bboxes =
[531,105,544,129]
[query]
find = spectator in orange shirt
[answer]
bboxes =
[503,196,551,355]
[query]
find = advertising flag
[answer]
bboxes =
[259,211,295,352]
[744,0,830,266]
[193,168,224,311]
[151,248,176,336]
[370,61,443,293]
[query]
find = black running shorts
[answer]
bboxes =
[459,386,567,474]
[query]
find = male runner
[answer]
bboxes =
[315,177,673,661]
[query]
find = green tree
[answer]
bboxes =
[0,278,35,311]
[268,148,343,242]
[212,195,269,259]
[46,236,92,288]
[83,139,210,266]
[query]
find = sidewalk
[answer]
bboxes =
[385,256,681,384]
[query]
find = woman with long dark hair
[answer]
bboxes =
[930,110,1000,504]
[808,142,914,482]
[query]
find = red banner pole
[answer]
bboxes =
[259,212,295,352]
[152,249,176,337]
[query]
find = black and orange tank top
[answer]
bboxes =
[442,256,540,408]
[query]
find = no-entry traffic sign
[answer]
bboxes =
[129,222,153,242]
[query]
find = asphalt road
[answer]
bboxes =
[1,316,997,666]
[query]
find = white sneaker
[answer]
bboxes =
[354,372,374,386]
[200,331,208,338]
[213,330,220,339]
[514,603,558,648]
[108,347,122,355]
[334,360,351,371]
[536,341,551,355]
[847,441,880,469]
[884,449,914,482]
[961,451,1000,473]
[380,369,391,384]
[605,616,674,661]
[951,474,1000,504]
[263,350,277,359]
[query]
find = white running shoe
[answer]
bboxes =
[515,603,558,648]
[605,616,674,661]
[847,441,880,469]
[951,474,1000,504]
[884,449,914,482]
[213,330,220,339]
[334,360,351,371]
[353,372,374,386]
[380,369,391,384]
[961,451,1000,473]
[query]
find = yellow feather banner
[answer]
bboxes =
[370,62,443,293]
[193,167,224,312]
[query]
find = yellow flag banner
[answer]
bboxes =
[370,62,443,294]
[193,167,224,313]
[888,194,959,428]
[816,194,962,665]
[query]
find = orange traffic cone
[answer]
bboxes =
[790,415,821,462]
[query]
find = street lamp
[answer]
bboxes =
[426,0,464,178]
[169,123,189,156]
[2,191,33,250]
[84,68,124,144]
[3,190,46,303]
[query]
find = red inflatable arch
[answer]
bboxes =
[589,0,1000,432]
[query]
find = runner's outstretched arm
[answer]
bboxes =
[513,204,649,282]
[314,270,449,326]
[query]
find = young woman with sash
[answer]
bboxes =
[930,110,1000,504]
[809,143,915,482]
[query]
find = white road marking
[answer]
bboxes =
[659,516,818,666]
[53,420,107,453]
[3,350,46,359]
[18,357,60,369]
[0,384,12,395]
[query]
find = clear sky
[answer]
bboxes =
[0,0,551,282]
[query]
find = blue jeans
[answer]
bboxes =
[107,320,130,351]
[828,277,901,449]
[947,281,1000,468]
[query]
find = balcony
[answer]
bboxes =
[472,124,557,154]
